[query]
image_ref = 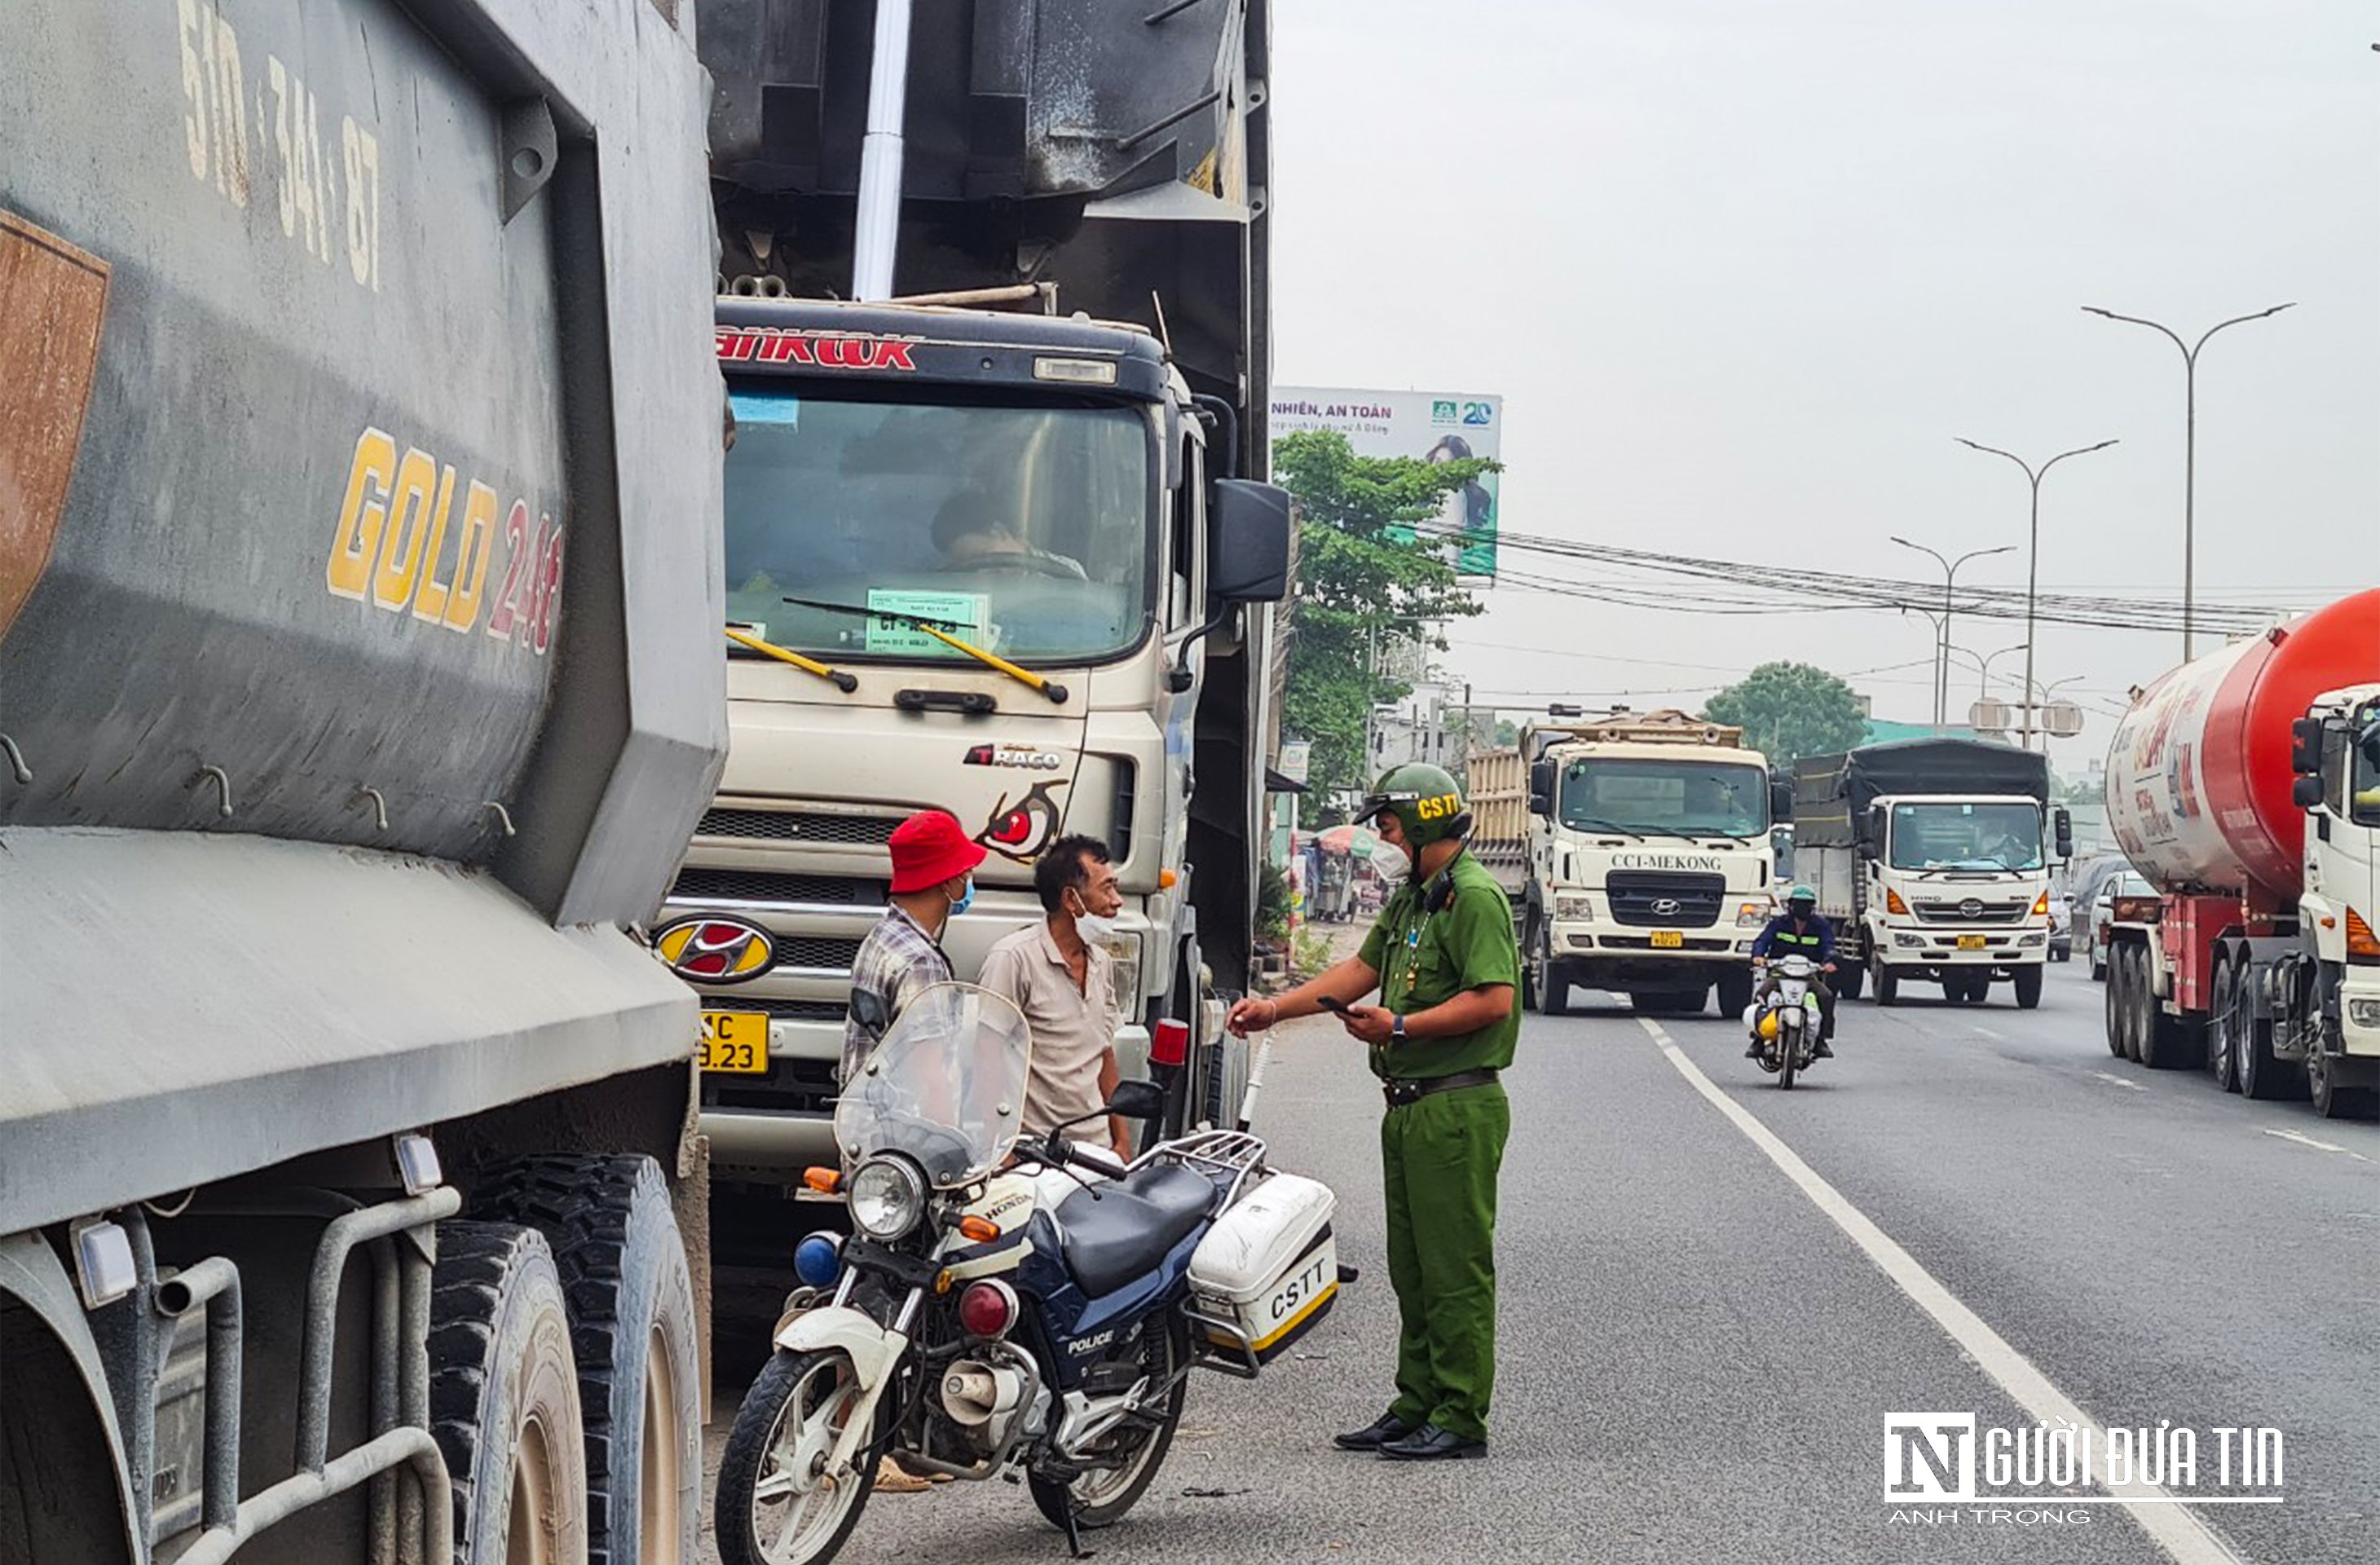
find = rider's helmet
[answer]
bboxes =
[1785,884,1817,911]
[1356,762,1471,847]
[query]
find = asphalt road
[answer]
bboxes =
[699,959,2380,1565]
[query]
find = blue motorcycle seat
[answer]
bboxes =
[1054,1162,1214,1298]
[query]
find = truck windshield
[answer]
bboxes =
[2355,728,2380,828]
[1558,760,1770,838]
[1889,802,2043,871]
[722,388,1155,667]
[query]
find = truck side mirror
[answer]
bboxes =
[2054,807,2073,860]
[2290,716,2324,777]
[2292,775,2325,810]
[1208,480,1293,603]
[1770,778,1794,822]
[1856,806,1883,853]
[1528,758,1555,816]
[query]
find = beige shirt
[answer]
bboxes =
[976,920,1119,1137]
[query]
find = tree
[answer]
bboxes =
[1274,431,1496,800]
[1703,662,1869,762]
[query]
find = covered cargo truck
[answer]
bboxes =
[2102,591,2380,1118]
[1794,739,2065,1007]
[668,0,1289,1182]
[1471,711,1784,1018]
[2,1,724,1558]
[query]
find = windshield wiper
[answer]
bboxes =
[1565,816,1700,842]
[782,596,1069,706]
[724,626,857,692]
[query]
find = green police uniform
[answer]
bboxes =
[1355,849,1518,1444]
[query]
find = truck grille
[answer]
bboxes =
[703,1056,841,1115]
[1603,871,1727,928]
[697,809,901,846]
[770,936,864,972]
[1912,898,2030,925]
[742,998,848,1023]
[666,868,884,906]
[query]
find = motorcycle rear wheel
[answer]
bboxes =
[1031,1312,1190,1533]
[716,1347,878,1565]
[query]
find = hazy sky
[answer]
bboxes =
[1269,0,2380,770]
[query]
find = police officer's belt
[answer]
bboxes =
[1382,1068,1501,1108]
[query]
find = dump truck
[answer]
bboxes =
[1470,711,1785,1017]
[2102,590,2380,1118]
[667,0,1289,1184]
[2,2,724,1559]
[1793,739,2065,1008]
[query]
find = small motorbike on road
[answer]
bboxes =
[1746,954,1826,1088]
[715,983,1340,1565]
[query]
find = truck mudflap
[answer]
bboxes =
[0,828,698,1236]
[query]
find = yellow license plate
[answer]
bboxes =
[1957,934,1988,951]
[1651,931,1684,949]
[700,1012,769,1074]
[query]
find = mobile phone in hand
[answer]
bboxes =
[1316,995,1351,1016]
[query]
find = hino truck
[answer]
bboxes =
[668,0,1289,1184]
[2,2,724,1560]
[1794,739,2065,1008]
[1470,711,1785,1017]
[2102,590,2380,1119]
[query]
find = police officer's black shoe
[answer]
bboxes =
[1744,1040,1761,1059]
[1813,1038,1835,1059]
[1332,1413,1416,1452]
[1379,1423,1488,1461]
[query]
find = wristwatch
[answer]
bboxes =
[1391,1014,1408,1043]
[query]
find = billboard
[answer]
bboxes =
[1271,387,1503,580]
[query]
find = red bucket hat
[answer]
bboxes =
[889,809,988,894]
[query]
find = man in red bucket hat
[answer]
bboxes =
[842,809,989,1090]
[840,808,985,1493]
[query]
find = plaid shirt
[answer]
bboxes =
[842,906,952,1087]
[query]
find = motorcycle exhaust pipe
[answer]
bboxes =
[941,1360,1025,1428]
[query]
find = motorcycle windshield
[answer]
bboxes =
[835,983,1034,1188]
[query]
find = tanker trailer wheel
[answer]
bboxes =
[2012,965,2044,1010]
[477,1156,704,1565]
[2209,960,2244,1093]
[2104,954,2126,1057]
[431,1221,589,1565]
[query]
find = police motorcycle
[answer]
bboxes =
[1745,954,1826,1088]
[715,983,1341,1565]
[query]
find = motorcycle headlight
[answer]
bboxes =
[1555,894,1593,922]
[848,1157,926,1240]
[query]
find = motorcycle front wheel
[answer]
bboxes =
[1029,1311,1191,1533]
[715,1347,879,1565]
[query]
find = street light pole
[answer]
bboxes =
[1891,538,2016,732]
[1955,438,2118,749]
[2081,302,2294,661]
[1946,641,2029,708]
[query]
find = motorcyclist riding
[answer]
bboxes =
[1748,885,1836,1060]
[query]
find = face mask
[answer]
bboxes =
[949,878,976,918]
[1069,893,1119,946]
[1371,844,1412,887]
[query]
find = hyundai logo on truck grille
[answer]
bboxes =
[1651,897,1682,918]
[654,917,774,984]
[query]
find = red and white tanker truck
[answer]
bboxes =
[2102,589,2380,1119]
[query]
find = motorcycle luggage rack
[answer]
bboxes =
[1153,1128,1267,1208]
[1183,1305,1263,1380]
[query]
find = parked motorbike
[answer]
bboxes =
[1745,954,1826,1088]
[715,983,1340,1565]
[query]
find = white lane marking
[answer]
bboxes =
[2261,1126,2376,1165]
[1973,1026,2006,1040]
[2092,1071,2147,1092]
[1638,1017,2249,1565]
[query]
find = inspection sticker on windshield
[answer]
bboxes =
[865,589,989,655]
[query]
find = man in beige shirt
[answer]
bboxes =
[976,834,1131,1157]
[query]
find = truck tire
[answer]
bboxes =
[2238,1003,2291,1100]
[2105,958,2127,1057]
[2012,966,2043,1010]
[1716,967,1756,1020]
[431,1221,590,1565]
[2120,947,2149,1064]
[1541,962,1571,1017]
[1836,962,1866,1002]
[2306,1047,2378,1121]
[475,1156,703,1565]
[1871,954,1899,1007]
[2208,960,2244,1092]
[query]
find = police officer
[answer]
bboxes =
[1748,884,1836,1059]
[1227,762,1515,1461]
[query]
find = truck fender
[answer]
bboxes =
[774,1304,908,1393]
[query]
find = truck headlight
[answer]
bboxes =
[1736,901,1770,928]
[2348,998,2380,1029]
[1555,894,1593,923]
[1893,932,1923,949]
[2018,932,2045,947]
